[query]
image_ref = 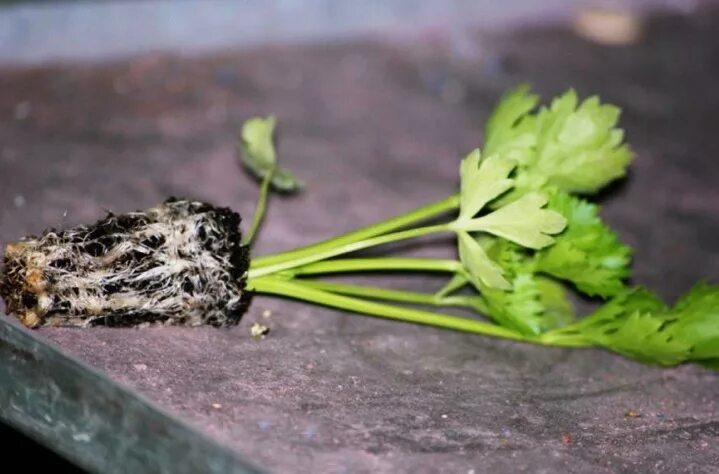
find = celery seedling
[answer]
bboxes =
[241,85,718,369]
[2,85,717,370]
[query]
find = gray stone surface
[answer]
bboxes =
[1,6,719,473]
[0,319,262,473]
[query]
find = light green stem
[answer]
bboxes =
[243,167,274,246]
[289,258,462,276]
[251,194,460,269]
[247,224,453,279]
[296,280,489,313]
[249,276,525,341]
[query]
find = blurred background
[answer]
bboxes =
[0,0,700,65]
[1,1,718,472]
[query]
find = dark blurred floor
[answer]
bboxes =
[1,5,718,474]
[0,421,86,473]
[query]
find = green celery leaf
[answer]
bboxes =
[577,287,666,331]
[478,238,551,335]
[459,149,516,219]
[596,311,690,366]
[241,116,276,169]
[664,283,719,361]
[464,192,567,249]
[453,232,576,335]
[268,167,303,191]
[577,289,686,365]
[457,231,510,290]
[529,90,633,194]
[484,87,634,202]
[575,287,718,366]
[583,284,719,365]
[481,273,544,335]
[536,192,631,297]
[239,116,303,192]
[484,84,539,164]
[536,276,575,330]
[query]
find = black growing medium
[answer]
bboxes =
[0,198,252,328]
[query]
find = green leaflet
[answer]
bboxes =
[596,311,690,366]
[481,273,545,335]
[574,288,667,331]
[455,147,565,290]
[484,84,539,164]
[536,191,631,297]
[449,231,576,336]
[574,289,684,365]
[486,87,634,202]
[239,116,303,192]
[462,192,567,249]
[664,283,719,361]
[535,276,575,330]
[459,149,516,219]
[457,231,510,290]
[576,285,719,366]
[478,238,574,335]
[534,93,633,194]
